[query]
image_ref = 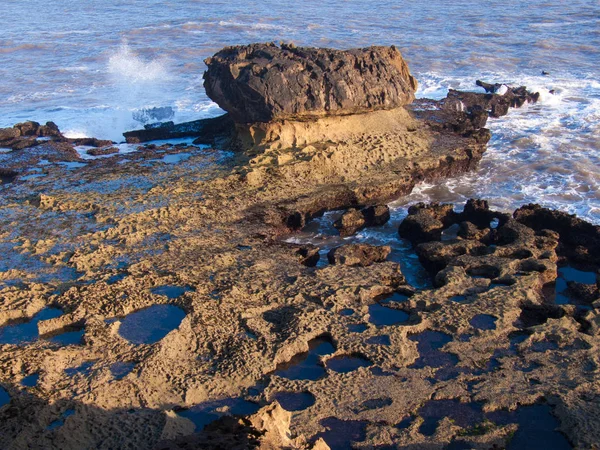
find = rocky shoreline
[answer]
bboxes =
[0,44,597,449]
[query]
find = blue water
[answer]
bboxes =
[118,304,186,344]
[0,307,63,345]
[0,0,599,221]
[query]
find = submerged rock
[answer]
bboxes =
[203,42,418,123]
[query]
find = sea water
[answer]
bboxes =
[0,0,599,222]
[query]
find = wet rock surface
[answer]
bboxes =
[203,43,418,123]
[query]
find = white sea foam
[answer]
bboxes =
[407,71,600,223]
[216,20,290,32]
[107,44,171,83]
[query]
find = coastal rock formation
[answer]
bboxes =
[203,43,418,123]
[0,44,574,450]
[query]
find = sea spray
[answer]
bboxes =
[104,44,174,141]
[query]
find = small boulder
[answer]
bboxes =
[334,204,390,237]
[38,121,63,138]
[14,121,40,136]
[362,205,391,226]
[87,147,119,156]
[398,203,457,244]
[328,244,391,267]
[334,209,366,237]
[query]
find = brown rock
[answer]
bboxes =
[327,244,391,267]
[334,205,391,237]
[14,121,41,136]
[0,127,20,142]
[87,147,119,156]
[38,121,63,138]
[70,137,115,147]
[10,137,39,151]
[203,43,418,123]
[398,203,457,244]
[362,205,391,227]
[333,209,366,237]
[514,204,600,264]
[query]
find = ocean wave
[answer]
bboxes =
[216,20,292,32]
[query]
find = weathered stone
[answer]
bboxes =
[87,147,119,156]
[0,127,20,142]
[327,244,391,267]
[203,43,418,123]
[334,209,366,237]
[70,137,115,148]
[568,282,599,304]
[10,137,39,151]
[398,203,457,244]
[462,198,497,228]
[362,205,391,227]
[38,121,63,138]
[333,205,391,237]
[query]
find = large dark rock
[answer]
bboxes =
[203,43,418,123]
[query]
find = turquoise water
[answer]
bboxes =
[0,0,599,221]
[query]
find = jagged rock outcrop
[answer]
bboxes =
[203,42,418,123]
[444,84,540,118]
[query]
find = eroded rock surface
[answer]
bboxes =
[203,43,418,123]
